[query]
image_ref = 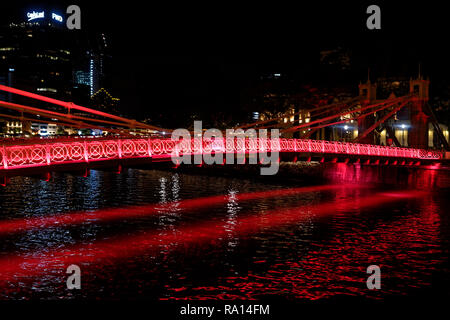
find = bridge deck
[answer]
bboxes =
[0,138,443,173]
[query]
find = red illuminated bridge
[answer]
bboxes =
[0,136,444,172]
[0,84,447,184]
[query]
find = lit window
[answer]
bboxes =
[37,88,57,93]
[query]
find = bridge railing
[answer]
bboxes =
[0,138,443,170]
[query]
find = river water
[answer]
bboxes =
[0,165,449,301]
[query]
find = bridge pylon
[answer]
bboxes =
[408,76,430,149]
[358,79,377,144]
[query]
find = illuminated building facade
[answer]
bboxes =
[30,122,58,136]
[0,7,114,135]
[0,8,78,103]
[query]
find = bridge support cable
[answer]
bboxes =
[245,100,389,132]
[353,99,410,143]
[425,102,450,150]
[293,99,406,138]
[0,100,140,128]
[383,125,402,147]
[0,100,131,134]
[234,97,361,130]
[282,96,410,134]
[246,101,362,132]
[0,112,110,133]
[0,112,132,135]
[0,85,171,133]
[243,97,406,135]
[308,99,361,120]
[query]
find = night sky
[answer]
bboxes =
[2,1,449,123]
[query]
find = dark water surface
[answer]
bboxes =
[0,165,449,301]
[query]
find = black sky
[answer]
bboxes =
[2,1,449,122]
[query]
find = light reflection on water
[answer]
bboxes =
[0,167,449,300]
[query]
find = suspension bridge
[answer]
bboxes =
[0,80,448,185]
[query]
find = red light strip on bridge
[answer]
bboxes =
[0,137,442,171]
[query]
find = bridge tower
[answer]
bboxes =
[358,79,377,144]
[408,75,430,149]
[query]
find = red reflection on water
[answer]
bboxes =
[0,190,426,284]
[324,162,449,190]
[0,184,355,236]
[172,194,441,300]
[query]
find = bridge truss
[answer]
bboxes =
[0,137,442,172]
